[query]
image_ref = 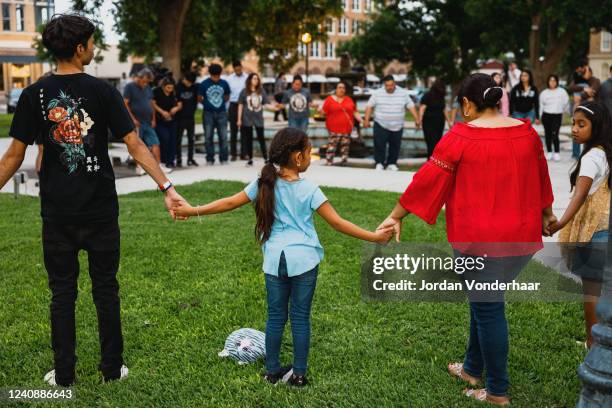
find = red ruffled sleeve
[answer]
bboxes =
[399,131,464,224]
[531,128,554,209]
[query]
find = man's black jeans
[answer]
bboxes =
[42,219,123,386]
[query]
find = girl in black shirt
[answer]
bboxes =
[153,77,182,168]
[419,80,450,158]
[510,69,539,124]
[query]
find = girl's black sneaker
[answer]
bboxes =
[262,365,293,385]
[287,374,309,387]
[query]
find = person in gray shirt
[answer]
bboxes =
[278,75,317,131]
[123,68,161,168]
[237,73,276,166]
[599,65,612,118]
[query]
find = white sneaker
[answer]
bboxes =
[43,369,57,386]
[375,163,385,171]
[103,365,129,383]
[546,152,553,160]
[162,164,173,174]
[387,164,399,171]
[553,153,561,162]
[136,166,146,176]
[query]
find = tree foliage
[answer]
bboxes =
[343,0,612,88]
[33,0,108,65]
[112,0,342,74]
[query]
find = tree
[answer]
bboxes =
[343,0,612,89]
[341,1,485,87]
[33,0,108,65]
[470,0,612,88]
[111,0,342,76]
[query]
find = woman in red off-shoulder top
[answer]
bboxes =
[378,74,556,406]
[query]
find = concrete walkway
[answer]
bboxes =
[0,124,575,244]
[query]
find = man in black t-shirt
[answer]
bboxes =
[0,15,186,387]
[175,71,198,166]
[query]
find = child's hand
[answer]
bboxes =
[373,226,394,244]
[172,200,195,219]
[542,213,559,236]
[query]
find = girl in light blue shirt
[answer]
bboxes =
[173,128,393,387]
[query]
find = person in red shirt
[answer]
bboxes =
[319,82,362,165]
[378,74,556,406]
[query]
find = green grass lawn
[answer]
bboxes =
[0,113,13,137]
[0,181,585,407]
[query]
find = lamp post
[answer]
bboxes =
[301,32,312,90]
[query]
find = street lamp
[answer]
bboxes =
[301,32,312,90]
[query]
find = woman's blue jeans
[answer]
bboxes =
[264,252,318,376]
[456,251,532,396]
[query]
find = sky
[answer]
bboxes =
[55,0,119,44]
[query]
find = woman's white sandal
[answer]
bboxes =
[463,388,510,406]
[448,362,480,386]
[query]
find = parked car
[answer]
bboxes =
[353,86,372,96]
[7,88,23,113]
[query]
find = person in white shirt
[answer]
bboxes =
[363,75,420,171]
[226,60,248,161]
[507,62,521,89]
[539,74,569,161]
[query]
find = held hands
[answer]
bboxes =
[373,226,395,244]
[377,216,402,243]
[172,199,196,220]
[164,187,188,220]
[542,212,559,237]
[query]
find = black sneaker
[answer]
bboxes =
[262,365,293,385]
[287,374,309,387]
[187,159,199,167]
[176,162,183,168]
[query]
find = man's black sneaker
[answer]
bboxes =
[287,374,309,387]
[262,365,293,385]
[187,159,199,167]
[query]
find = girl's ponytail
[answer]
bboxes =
[255,162,278,244]
[254,127,309,244]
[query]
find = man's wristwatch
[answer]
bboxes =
[159,181,173,193]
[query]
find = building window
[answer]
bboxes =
[36,4,54,27]
[326,18,334,34]
[15,4,24,31]
[365,0,372,12]
[309,41,321,58]
[341,0,348,10]
[602,31,612,52]
[325,42,336,59]
[298,43,307,57]
[352,19,360,35]
[2,3,10,31]
[339,17,348,35]
[352,0,361,12]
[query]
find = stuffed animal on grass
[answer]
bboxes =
[218,328,265,364]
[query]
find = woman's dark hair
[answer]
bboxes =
[457,73,503,112]
[245,73,262,94]
[292,75,303,84]
[547,74,559,87]
[569,101,612,190]
[160,77,175,88]
[42,14,95,61]
[255,128,309,244]
[184,71,197,83]
[491,72,505,87]
[208,63,222,76]
[519,69,535,89]
[336,81,348,91]
[428,79,446,104]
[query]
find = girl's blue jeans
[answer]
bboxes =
[264,252,318,376]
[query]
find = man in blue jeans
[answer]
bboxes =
[198,63,230,164]
[279,75,317,132]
